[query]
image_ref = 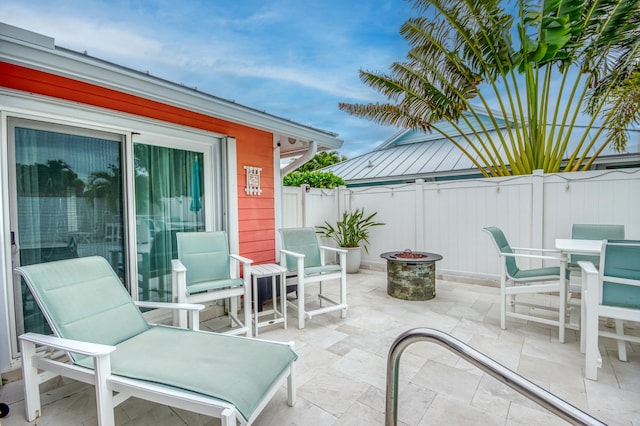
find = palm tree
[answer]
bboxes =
[297,151,347,172]
[339,0,640,177]
[84,164,122,214]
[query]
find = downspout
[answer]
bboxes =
[280,140,317,176]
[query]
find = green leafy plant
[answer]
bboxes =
[283,170,345,188]
[316,209,384,253]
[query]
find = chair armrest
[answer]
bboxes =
[230,254,253,265]
[577,260,598,275]
[512,246,561,254]
[502,252,566,262]
[171,258,186,272]
[19,332,115,357]
[134,301,205,312]
[281,249,305,258]
[319,245,348,254]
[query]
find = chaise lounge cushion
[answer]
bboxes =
[75,325,297,420]
[18,256,296,421]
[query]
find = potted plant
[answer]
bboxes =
[316,208,384,273]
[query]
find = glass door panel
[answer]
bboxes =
[134,143,205,302]
[10,120,124,336]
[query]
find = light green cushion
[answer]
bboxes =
[187,277,244,295]
[76,325,297,420]
[305,264,342,275]
[570,224,625,268]
[602,241,640,309]
[17,256,150,358]
[513,266,561,280]
[483,226,519,277]
[176,232,232,290]
[279,227,323,271]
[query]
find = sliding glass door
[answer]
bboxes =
[9,119,125,336]
[7,118,223,357]
[133,143,206,302]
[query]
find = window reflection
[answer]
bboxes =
[14,125,123,335]
[134,144,205,302]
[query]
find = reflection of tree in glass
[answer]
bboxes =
[133,155,150,214]
[84,164,122,214]
[16,160,85,196]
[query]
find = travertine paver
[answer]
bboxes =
[1,269,638,425]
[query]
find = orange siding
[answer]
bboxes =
[236,133,277,264]
[1,61,276,261]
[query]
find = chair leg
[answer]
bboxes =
[558,263,566,344]
[500,270,507,330]
[20,340,42,422]
[220,407,237,426]
[287,362,296,407]
[244,291,252,338]
[229,296,238,328]
[615,319,627,362]
[584,285,600,380]
[297,279,306,329]
[93,354,115,426]
[340,268,347,319]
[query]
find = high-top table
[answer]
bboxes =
[554,238,602,255]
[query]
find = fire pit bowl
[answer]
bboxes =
[380,250,443,301]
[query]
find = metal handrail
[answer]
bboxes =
[386,328,606,426]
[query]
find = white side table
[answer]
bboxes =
[251,263,288,336]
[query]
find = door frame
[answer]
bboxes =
[0,97,231,366]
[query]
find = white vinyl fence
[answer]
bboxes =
[282,168,640,284]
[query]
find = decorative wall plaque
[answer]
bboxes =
[244,165,262,195]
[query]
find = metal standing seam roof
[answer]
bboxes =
[327,120,640,185]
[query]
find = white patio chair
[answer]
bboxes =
[16,256,296,425]
[172,231,253,335]
[279,227,347,329]
[483,226,568,343]
[567,224,625,327]
[580,240,640,380]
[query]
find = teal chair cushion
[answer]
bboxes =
[483,226,519,277]
[570,224,625,268]
[176,232,234,292]
[187,278,245,295]
[75,325,297,420]
[305,264,342,275]
[280,228,323,272]
[602,241,640,309]
[512,266,561,280]
[17,256,150,361]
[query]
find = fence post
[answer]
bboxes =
[301,184,310,227]
[415,179,425,251]
[531,170,545,266]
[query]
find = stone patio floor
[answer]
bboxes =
[1,269,639,425]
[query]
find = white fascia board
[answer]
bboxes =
[0,33,343,151]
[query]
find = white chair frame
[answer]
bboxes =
[280,246,347,329]
[579,243,640,380]
[19,300,296,426]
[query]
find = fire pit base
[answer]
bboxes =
[381,250,443,301]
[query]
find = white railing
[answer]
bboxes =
[282,168,640,283]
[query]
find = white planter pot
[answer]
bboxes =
[341,246,362,273]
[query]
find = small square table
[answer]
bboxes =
[251,263,288,336]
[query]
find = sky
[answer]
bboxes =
[1,0,418,159]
